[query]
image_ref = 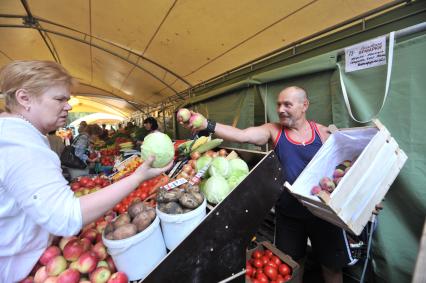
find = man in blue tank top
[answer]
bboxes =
[181,86,354,283]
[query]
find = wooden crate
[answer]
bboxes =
[285,120,407,235]
[246,241,300,283]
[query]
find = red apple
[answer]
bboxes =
[80,238,93,252]
[63,240,84,261]
[105,257,116,273]
[68,261,79,270]
[39,246,61,265]
[44,277,58,283]
[19,276,34,283]
[92,242,108,261]
[189,113,204,128]
[107,272,128,283]
[97,260,109,268]
[177,108,191,123]
[90,267,111,283]
[96,220,108,234]
[59,236,78,251]
[46,256,67,276]
[57,268,80,283]
[81,229,98,243]
[77,252,98,274]
[34,266,49,283]
[30,262,42,276]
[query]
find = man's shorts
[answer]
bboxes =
[274,212,356,270]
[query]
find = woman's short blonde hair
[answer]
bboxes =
[0,60,75,112]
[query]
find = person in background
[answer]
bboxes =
[0,60,172,282]
[47,130,65,157]
[143,116,159,134]
[99,123,109,140]
[180,86,378,283]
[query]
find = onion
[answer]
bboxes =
[190,151,201,160]
[188,159,196,168]
[204,150,214,157]
[182,164,192,173]
[219,149,227,157]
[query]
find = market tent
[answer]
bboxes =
[0,0,396,113]
[69,113,125,127]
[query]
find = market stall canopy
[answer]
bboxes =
[69,113,125,127]
[0,0,396,112]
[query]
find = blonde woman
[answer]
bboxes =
[0,60,172,282]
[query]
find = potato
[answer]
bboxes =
[190,192,204,205]
[145,207,156,222]
[132,212,152,232]
[105,232,114,240]
[113,223,137,240]
[104,223,114,235]
[128,202,146,219]
[186,185,200,194]
[159,201,183,214]
[157,188,183,203]
[182,208,193,213]
[179,193,199,209]
[113,214,131,229]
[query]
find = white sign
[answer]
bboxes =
[345,36,387,72]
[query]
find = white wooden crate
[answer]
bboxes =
[285,120,407,235]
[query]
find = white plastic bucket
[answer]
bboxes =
[102,216,167,281]
[156,198,207,250]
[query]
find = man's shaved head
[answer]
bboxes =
[280,86,308,102]
[276,86,309,127]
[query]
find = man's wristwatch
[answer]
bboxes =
[206,119,216,134]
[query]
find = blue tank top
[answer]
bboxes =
[274,121,323,218]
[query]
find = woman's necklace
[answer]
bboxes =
[14,113,41,133]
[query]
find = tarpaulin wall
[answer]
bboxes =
[181,31,426,282]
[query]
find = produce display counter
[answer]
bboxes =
[142,149,285,283]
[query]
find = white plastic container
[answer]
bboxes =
[102,216,167,281]
[156,198,207,250]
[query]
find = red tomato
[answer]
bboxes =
[253,259,263,268]
[70,183,80,191]
[252,280,261,283]
[266,261,278,269]
[264,249,273,258]
[252,250,264,259]
[264,265,278,280]
[276,276,286,283]
[261,256,269,266]
[141,192,148,200]
[256,272,269,283]
[246,264,254,277]
[283,274,291,281]
[278,263,291,276]
[270,255,282,266]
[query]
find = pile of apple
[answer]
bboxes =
[246,248,292,283]
[71,176,111,197]
[20,211,128,283]
[310,159,353,196]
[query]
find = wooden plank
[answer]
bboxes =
[412,219,426,283]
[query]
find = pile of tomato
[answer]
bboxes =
[246,248,292,283]
[113,174,169,214]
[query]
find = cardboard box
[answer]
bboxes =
[285,120,407,235]
[246,241,300,283]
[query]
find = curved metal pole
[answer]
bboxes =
[0,24,181,96]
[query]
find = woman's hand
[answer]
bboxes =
[134,156,173,182]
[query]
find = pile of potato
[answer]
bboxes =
[157,184,204,214]
[104,202,156,240]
